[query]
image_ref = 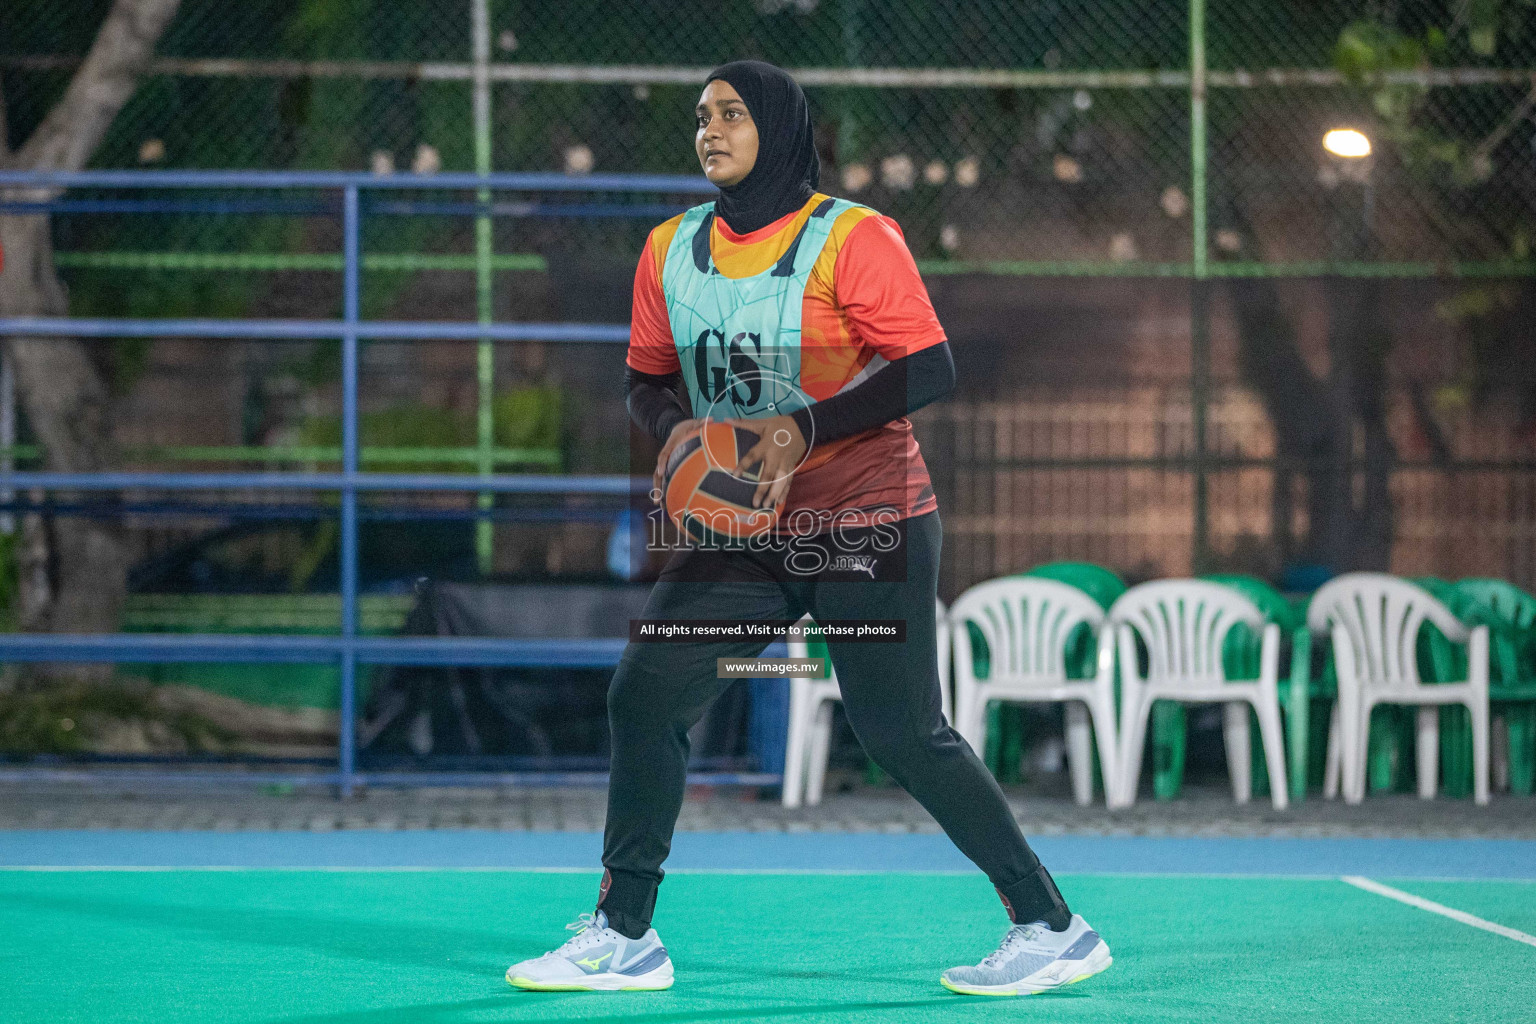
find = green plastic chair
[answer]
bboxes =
[1302,577,1496,801]
[1456,579,1536,796]
[1203,574,1314,803]
[1410,577,1502,799]
[1458,579,1536,652]
[967,563,1126,783]
[1141,573,1309,802]
[1021,562,1127,612]
[1288,590,1347,795]
[1019,563,1240,801]
[1109,578,1291,809]
[1335,575,1506,801]
[1314,576,1470,798]
[1022,564,1125,682]
[1309,576,1457,798]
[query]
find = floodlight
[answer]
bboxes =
[1323,128,1372,158]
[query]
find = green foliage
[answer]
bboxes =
[493,385,563,451]
[278,387,565,590]
[285,0,372,58]
[63,256,289,393]
[1333,21,1439,83]
[297,386,566,471]
[1465,0,1505,57]
[288,339,344,391]
[0,681,232,756]
[1432,281,1532,415]
[299,402,467,473]
[1332,6,1532,192]
[301,403,464,449]
[1435,284,1519,322]
[0,531,18,633]
[289,520,338,594]
[1513,226,1532,262]
[1333,20,1456,171]
[46,0,471,332]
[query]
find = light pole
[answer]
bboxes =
[1321,127,1375,261]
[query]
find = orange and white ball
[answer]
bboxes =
[662,422,784,543]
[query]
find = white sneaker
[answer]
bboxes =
[941,914,1111,996]
[506,910,673,992]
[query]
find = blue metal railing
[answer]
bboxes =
[0,170,784,793]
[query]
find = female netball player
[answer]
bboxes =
[506,60,1111,997]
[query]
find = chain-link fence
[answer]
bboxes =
[3,0,1535,598]
[6,1,1532,266]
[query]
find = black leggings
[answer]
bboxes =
[597,510,1070,937]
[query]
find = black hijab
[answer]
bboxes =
[704,60,820,235]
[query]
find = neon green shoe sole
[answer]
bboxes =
[506,968,674,992]
[941,949,1112,996]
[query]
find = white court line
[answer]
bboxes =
[1342,876,1536,948]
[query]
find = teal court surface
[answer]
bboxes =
[1,831,1533,1023]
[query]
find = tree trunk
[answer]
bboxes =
[1219,193,1398,575]
[0,0,183,680]
[1325,276,1396,570]
[1224,274,1357,570]
[0,214,127,642]
[1224,274,1403,573]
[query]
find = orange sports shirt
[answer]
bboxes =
[627,193,944,531]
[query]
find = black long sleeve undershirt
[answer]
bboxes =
[624,365,690,443]
[790,339,955,447]
[623,339,955,448]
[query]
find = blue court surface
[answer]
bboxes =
[2,829,1535,878]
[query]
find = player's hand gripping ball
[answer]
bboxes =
[663,421,785,543]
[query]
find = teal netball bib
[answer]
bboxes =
[660,195,860,421]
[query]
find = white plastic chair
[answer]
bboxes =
[1308,573,1490,805]
[781,599,952,809]
[949,577,1118,807]
[1111,579,1289,810]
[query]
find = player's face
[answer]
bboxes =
[695,80,758,187]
